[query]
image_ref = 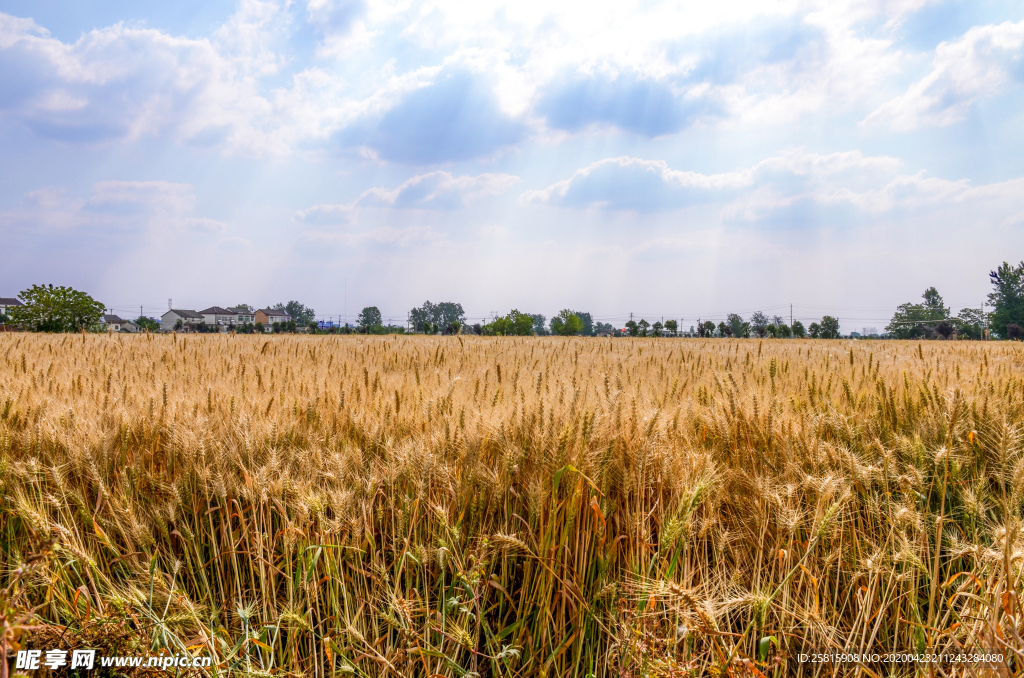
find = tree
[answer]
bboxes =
[886,287,949,339]
[624,320,639,337]
[255,321,265,334]
[727,314,748,338]
[1008,324,1023,340]
[637,319,650,337]
[820,316,840,339]
[717,321,728,337]
[988,261,1024,339]
[701,321,717,337]
[808,322,821,338]
[135,316,160,332]
[934,320,954,339]
[483,310,534,336]
[749,311,770,338]
[765,323,777,338]
[409,301,466,333]
[9,284,105,332]
[532,314,548,336]
[955,308,986,340]
[776,323,792,338]
[275,301,315,326]
[664,319,678,336]
[922,287,948,315]
[792,320,806,338]
[550,310,583,336]
[594,321,614,335]
[358,306,383,328]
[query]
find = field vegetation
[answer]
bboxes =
[1,334,1022,676]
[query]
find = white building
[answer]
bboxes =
[103,315,139,333]
[230,307,256,324]
[161,309,204,331]
[0,298,22,317]
[199,306,239,328]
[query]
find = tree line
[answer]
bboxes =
[4,260,1023,339]
[885,262,1024,340]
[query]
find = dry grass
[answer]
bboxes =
[1,333,1023,677]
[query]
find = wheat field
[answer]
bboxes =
[1,333,1022,677]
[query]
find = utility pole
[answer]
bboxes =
[790,304,793,327]
[344,278,347,328]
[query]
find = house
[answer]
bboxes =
[199,306,239,328]
[161,309,204,332]
[231,307,256,325]
[103,314,139,333]
[255,308,290,329]
[0,298,22,317]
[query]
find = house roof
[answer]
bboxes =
[199,306,237,315]
[165,309,203,319]
[229,307,254,314]
[0,298,22,306]
[257,308,291,318]
[103,315,127,324]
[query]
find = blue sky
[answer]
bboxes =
[1,0,1023,330]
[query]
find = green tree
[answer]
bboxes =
[664,319,678,336]
[749,311,769,338]
[637,319,650,337]
[922,287,948,317]
[792,320,806,338]
[274,301,316,326]
[808,322,821,338]
[955,308,986,340]
[765,323,777,338]
[409,301,466,333]
[624,320,639,337]
[701,320,717,337]
[820,316,840,339]
[574,311,594,336]
[651,321,663,336]
[10,284,105,332]
[550,310,583,336]
[358,306,383,328]
[483,310,534,336]
[727,313,748,338]
[531,314,548,336]
[717,321,728,337]
[886,287,949,338]
[988,261,1024,339]
[135,316,160,332]
[776,323,792,338]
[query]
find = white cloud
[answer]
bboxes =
[356,171,520,208]
[295,171,519,225]
[864,20,1024,130]
[85,180,196,213]
[300,225,441,248]
[0,0,968,158]
[522,150,903,211]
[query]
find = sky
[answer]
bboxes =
[1,0,1023,330]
